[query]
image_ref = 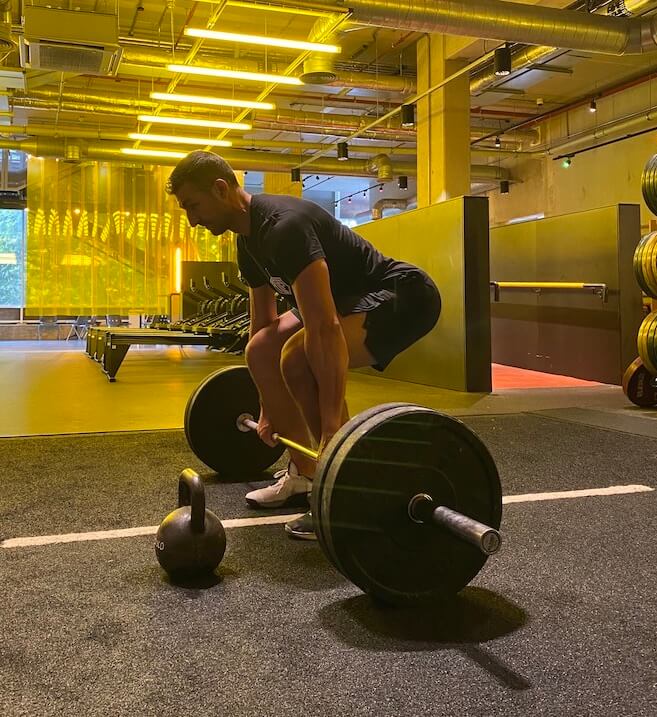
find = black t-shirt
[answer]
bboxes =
[237,193,418,314]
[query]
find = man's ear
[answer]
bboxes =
[211,178,229,199]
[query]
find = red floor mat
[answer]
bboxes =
[492,363,604,390]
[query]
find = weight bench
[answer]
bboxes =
[99,329,214,381]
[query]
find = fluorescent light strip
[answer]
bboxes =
[120,148,186,159]
[166,63,302,85]
[185,28,340,54]
[128,133,232,147]
[138,115,252,131]
[150,92,275,110]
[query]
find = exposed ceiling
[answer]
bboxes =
[1,0,657,196]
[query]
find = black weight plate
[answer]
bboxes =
[642,155,657,216]
[319,405,502,607]
[644,233,657,298]
[647,311,657,378]
[634,233,653,296]
[622,357,657,407]
[638,312,657,375]
[640,312,657,375]
[184,365,285,476]
[312,403,417,565]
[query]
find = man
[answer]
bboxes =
[167,151,441,540]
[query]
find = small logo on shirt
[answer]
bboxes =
[269,276,292,295]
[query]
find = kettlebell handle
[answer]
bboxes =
[178,468,206,534]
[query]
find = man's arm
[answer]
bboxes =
[292,258,348,450]
[249,284,278,340]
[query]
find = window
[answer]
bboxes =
[0,209,26,307]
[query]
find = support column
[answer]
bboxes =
[264,171,302,197]
[416,35,471,208]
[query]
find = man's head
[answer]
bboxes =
[166,151,245,235]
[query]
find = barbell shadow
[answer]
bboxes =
[317,587,527,647]
[459,643,532,691]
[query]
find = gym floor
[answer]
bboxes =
[2,342,657,716]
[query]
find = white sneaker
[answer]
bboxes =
[245,462,311,508]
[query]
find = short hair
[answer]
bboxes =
[166,150,239,194]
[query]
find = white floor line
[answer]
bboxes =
[1,513,305,549]
[1,484,653,550]
[502,484,653,503]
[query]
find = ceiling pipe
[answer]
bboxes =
[469,1,657,98]
[120,47,415,94]
[372,197,410,219]
[300,14,341,84]
[0,122,417,155]
[0,135,508,181]
[11,93,417,141]
[322,0,657,55]
[548,107,657,154]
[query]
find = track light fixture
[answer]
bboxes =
[494,44,512,77]
[562,156,572,168]
[400,103,415,128]
[337,141,349,161]
[500,180,510,194]
[589,99,597,113]
[291,167,301,182]
[495,136,501,148]
[398,175,408,190]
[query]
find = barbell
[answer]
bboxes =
[163,365,503,606]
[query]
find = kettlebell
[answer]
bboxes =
[155,468,226,578]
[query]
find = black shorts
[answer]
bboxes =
[291,269,441,371]
[357,270,441,371]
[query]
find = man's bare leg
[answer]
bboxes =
[279,312,375,450]
[245,310,316,477]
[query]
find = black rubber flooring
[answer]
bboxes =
[1,414,657,716]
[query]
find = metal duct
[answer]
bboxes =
[470,45,560,96]
[366,153,393,181]
[328,0,655,55]
[372,197,410,219]
[0,134,509,182]
[12,92,417,140]
[120,46,414,94]
[0,122,417,155]
[300,15,340,84]
[607,0,656,15]
[549,108,657,153]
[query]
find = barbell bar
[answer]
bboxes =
[181,365,504,606]
[237,413,500,556]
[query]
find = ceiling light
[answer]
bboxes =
[128,133,232,147]
[0,252,16,264]
[562,156,572,168]
[167,64,302,86]
[398,175,408,190]
[378,184,384,192]
[150,92,275,110]
[184,28,341,54]
[291,167,301,182]
[337,141,348,161]
[500,180,510,194]
[120,148,186,159]
[494,45,512,76]
[589,99,597,113]
[138,115,252,131]
[495,136,501,148]
[400,104,415,128]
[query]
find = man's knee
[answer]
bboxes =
[245,326,281,372]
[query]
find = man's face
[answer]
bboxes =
[175,179,234,235]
